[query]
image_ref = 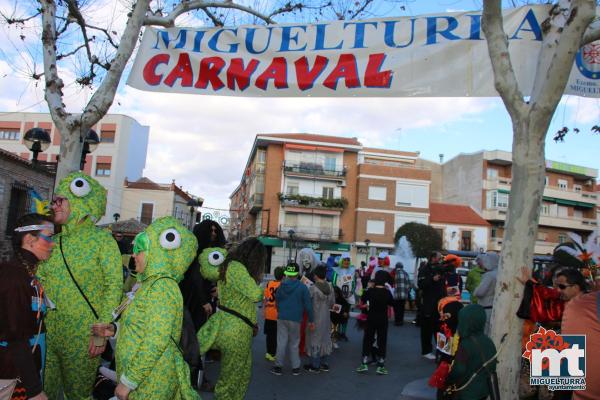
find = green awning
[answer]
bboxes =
[498,189,511,194]
[318,242,351,251]
[258,236,284,247]
[542,197,594,208]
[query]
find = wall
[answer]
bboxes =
[264,144,284,236]
[442,153,484,211]
[120,188,174,223]
[431,223,489,252]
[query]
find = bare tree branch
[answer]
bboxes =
[65,0,94,64]
[482,0,526,118]
[201,7,224,27]
[349,0,374,20]
[268,2,305,19]
[1,10,41,24]
[56,15,119,49]
[145,1,278,27]
[57,43,87,60]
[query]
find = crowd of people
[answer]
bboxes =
[1,171,598,400]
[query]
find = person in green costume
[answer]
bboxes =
[38,172,122,400]
[93,216,199,400]
[198,238,265,400]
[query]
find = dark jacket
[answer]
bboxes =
[447,304,497,400]
[418,262,446,315]
[0,250,45,398]
[275,278,314,323]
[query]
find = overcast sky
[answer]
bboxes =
[0,0,598,212]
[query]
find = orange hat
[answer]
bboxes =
[444,254,462,268]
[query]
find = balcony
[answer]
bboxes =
[248,193,263,214]
[279,193,347,210]
[283,160,346,179]
[543,185,597,205]
[482,208,508,221]
[489,237,559,255]
[279,225,342,241]
[539,214,597,231]
[483,177,512,191]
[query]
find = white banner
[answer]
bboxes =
[127,5,599,97]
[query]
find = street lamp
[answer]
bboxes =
[287,229,295,263]
[113,213,120,222]
[364,238,371,264]
[23,128,51,164]
[80,129,100,170]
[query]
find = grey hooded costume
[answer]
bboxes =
[472,252,499,334]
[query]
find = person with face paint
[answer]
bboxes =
[37,172,122,399]
[0,214,55,400]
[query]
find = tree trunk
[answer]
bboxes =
[490,114,547,399]
[55,123,87,181]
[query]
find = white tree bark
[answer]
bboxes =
[482,1,596,398]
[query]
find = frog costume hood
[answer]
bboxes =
[55,172,106,226]
[135,216,197,283]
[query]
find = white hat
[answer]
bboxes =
[378,251,388,259]
[341,252,351,259]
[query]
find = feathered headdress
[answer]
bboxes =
[554,232,599,281]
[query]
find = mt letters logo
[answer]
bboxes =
[523,327,586,391]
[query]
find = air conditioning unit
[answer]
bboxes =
[337,180,346,187]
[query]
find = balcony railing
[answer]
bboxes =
[278,193,347,210]
[279,225,342,241]
[248,193,264,214]
[283,160,346,177]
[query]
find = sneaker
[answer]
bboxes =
[333,342,339,349]
[265,353,275,362]
[320,364,330,372]
[303,365,320,373]
[270,366,283,376]
[356,363,368,373]
[423,353,436,360]
[292,368,301,376]
[376,366,388,375]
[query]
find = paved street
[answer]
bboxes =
[201,310,437,400]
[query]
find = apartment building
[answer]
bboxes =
[121,177,203,229]
[441,150,598,255]
[230,134,432,271]
[0,112,149,224]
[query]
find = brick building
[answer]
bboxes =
[0,148,55,261]
[441,150,598,255]
[230,134,432,272]
[0,112,149,225]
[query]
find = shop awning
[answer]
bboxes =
[258,236,284,247]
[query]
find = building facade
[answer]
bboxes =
[230,134,432,272]
[429,202,490,252]
[0,112,149,224]
[0,148,55,260]
[120,178,203,229]
[441,150,598,255]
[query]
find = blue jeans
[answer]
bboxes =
[310,354,329,368]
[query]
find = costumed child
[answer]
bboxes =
[356,271,394,375]
[296,248,319,357]
[92,217,199,400]
[304,265,335,372]
[331,285,350,350]
[331,252,362,342]
[428,291,463,398]
[263,266,284,361]
[38,172,122,400]
[197,238,265,400]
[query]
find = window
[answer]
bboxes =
[544,176,549,186]
[558,206,568,218]
[558,234,567,244]
[0,129,20,140]
[100,129,115,143]
[461,231,472,251]
[558,179,568,190]
[541,203,550,215]
[140,203,154,225]
[257,149,266,163]
[286,183,299,195]
[255,176,265,193]
[320,215,334,230]
[491,227,497,238]
[396,182,428,208]
[324,156,336,172]
[285,213,298,227]
[368,186,387,201]
[5,182,29,235]
[574,184,582,193]
[486,190,509,209]
[322,187,334,199]
[574,209,583,218]
[487,168,498,179]
[537,231,547,241]
[434,228,444,241]
[95,163,111,176]
[366,219,385,235]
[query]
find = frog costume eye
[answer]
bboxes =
[70,177,91,197]
[159,228,181,250]
[208,250,225,266]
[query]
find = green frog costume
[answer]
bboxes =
[116,217,199,400]
[38,172,122,399]
[198,247,263,400]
